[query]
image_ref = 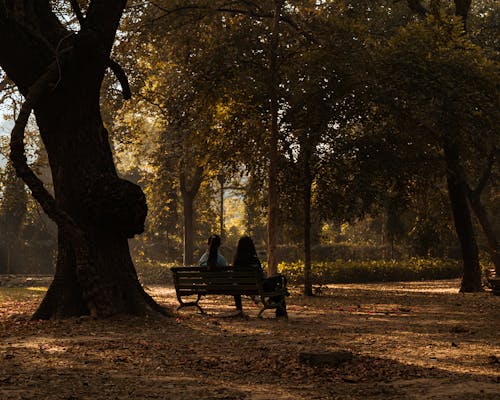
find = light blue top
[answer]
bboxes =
[198,251,227,268]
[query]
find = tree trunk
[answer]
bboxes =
[266,0,284,277]
[30,91,163,318]
[303,165,313,296]
[300,134,314,296]
[443,139,482,292]
[180,167,203,266]
[468,193,500,275]
[1,2,168,318]
[454,0,472,30]
[182,191,196,266]
[6,247,11,275]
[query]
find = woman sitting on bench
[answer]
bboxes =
[233,236,287,317]
[199,234,227,270]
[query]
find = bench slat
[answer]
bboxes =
[177,284,260,291]
[175,273,258,279]
[176,275,258,281]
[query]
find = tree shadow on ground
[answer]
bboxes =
[1,279,499,399]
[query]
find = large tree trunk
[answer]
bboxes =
[1,2,168,318]
[31,79,162,318]
[443,139,482,292]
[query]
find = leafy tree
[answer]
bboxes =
[0,1,167,318]
[112,2,270,265]
[372,15,499,291]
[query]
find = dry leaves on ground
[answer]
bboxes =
[1,278,499,399]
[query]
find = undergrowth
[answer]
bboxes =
[277,258,463,285]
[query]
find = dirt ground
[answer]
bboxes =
[1,277,499,400]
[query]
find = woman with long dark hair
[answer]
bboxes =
[233,236,287,317]
[233,236,262,272]
[199,234,227,270]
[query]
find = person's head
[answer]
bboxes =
[207,234,221,249]
[234,236,257,263]
[207,234,221,269]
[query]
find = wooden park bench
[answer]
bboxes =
[171,266,288,318]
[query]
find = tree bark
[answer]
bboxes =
[454,0,472,30]
[267,0,284,277]
[468,192,500,275]
[465,149,499,276]
[182,192,196,265]
[302,143,313,296]
[180,166,203,266]
[1,1,169,318]
[443,139,482,292]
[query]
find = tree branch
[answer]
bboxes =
[406,0,428,16]
[149,2,318,45]
[9,60,81,236]
[0,3,66,95]
[471,147,498,197]
[82,0,127,63]
[108,59,132,100]
[69,0,85,24]
[70,0,131,99]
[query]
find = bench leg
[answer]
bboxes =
[258,296,288,319]
[176,294,205,314]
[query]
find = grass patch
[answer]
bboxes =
[0,287,46,302]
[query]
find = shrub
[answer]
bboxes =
[278,258,463,285]
[135,260,176,285]
[275,243,416,263]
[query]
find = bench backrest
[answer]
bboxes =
[171,266,263,296]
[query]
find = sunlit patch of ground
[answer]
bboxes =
[1,277,499,399]
[332,279,461,293]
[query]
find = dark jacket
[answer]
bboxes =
[233,254,263,276]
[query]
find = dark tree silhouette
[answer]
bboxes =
[0,2,168,318]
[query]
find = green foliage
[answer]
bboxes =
[76,1,500,276]
[134,260,176,285]
[278,258,463,285]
